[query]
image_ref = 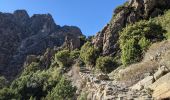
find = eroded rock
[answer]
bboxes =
[0,10,82,79]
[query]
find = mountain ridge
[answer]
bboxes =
[1,0,170,99]
[0,10,82,79]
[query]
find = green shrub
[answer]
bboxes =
[46,77,76,100]
[0,88,18,100]
[70,49,80,60]
[80,42,100,67]
[10,68,61,100]
[55,50,72,68]
[155,10,170,39]
[96,56,117,73]
[22,62,40,76]
[79,35,87,47]
[120,20,165,66]
[0,76,7,89]
[78,92,88,100]
[55,49,80,68]
[121,39,141,66]
[138,37,150,51]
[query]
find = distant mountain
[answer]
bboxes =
[0,10,82,79]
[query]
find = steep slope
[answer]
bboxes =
[92,0,170,56]
[0,10,82,78]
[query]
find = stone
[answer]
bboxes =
[131,76,154,90]
[149,72,170,90]
[152,80,170,99]
[139,76,154,88]
[154,66,169,80]
[24,55,39,66]
[131,83,144,91]
[96,74,110,80]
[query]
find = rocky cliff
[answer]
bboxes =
[92,0,170,56]
[0,10,82,79]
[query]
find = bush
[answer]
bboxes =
[55,49,80,68]
[46,77,76,100]
[0,88,18,100]
[78,92,88,100]
[55,50,72,68]
[155,10,170,39]
[80,42,100,67]
[120,20,165,66]
[70,49,80,60]
[121,39,141,66]
[96,56,117,73]
[10,68,61,100]
[79,35,87,47]
[0,76,7,89]
[22,62,40,76]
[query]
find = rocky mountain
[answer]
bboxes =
[1,0,170,100]
[0,10,82,79]
[92,0,170,56]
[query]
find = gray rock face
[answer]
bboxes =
[92,0,170,56]
[0,10,82,78]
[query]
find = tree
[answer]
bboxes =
[80,42,100,67]
[0,88,18,100]
[119,20,165,66]
[96,56,117,73]
[55,50,72,68]
[46,77,76,100]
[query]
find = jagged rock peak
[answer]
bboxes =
[31,13,54,22]
[92,0,170,56]
[0,10,82,79]
[13,10,29,18]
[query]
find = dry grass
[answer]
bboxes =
[160,51,170,70]
[117,61,159,85]
[114,40,170,85]
[143,40,170,62]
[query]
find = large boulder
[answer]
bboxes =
[149,72,170,99]
[153,66,169,80]
[149,72,170,90]
[152,81,170,99]
[131,76,154,90]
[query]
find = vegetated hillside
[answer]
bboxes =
[1,0,170,100]
[0,10,82,79]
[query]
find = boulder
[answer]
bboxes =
[149,72,170,90]
[131,76,154,90]
[152,80,170,99]
[24,55,39,66]
[153,66,169,80]
[131,83,144,90]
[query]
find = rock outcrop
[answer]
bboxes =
[76,67,153,100]
[0,10,82,79]
[92,0,170,56]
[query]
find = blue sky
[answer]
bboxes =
[0,0,127,36]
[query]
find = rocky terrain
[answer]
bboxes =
[73,40,170,100]
[0,10,82,78]
[1,0,170,100]
[92,0,170,56]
